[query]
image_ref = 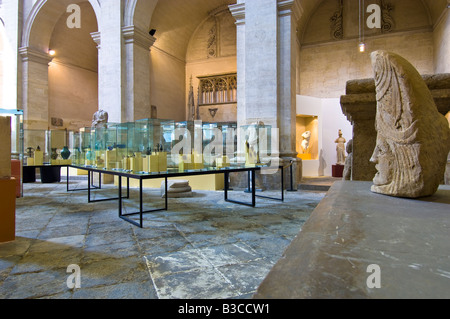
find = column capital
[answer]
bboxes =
[18,47,52,65]
[122,25,156,50]
[278,0,303,21]
[229,3,245,25]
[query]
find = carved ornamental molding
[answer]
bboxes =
[198,73,237,106]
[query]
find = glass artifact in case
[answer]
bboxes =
[45,129,70,165]
[174,121,204,171]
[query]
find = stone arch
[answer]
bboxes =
[124,0,158,29]
[20,0,100,130]
[22,0,101,51]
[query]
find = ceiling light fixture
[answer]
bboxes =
[358,0,366,53]
[48,49,56,56]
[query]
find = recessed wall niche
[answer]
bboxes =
[296,115,319,161]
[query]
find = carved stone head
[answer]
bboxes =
[370,50,450,198]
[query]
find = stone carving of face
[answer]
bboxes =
[370,50,450,198]
[370,137,394,188]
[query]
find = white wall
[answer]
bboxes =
[297,95,352,177]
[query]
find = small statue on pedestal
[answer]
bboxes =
[335,129,346,165]
[301,131,311,154]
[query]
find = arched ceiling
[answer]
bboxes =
[148,0,236,61]
[49,1,98,71]
[23,0,100,51]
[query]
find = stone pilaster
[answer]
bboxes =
[96,1,125,123]
[229,0,303,189]
[122,25,156,122]
[19,47,52,130]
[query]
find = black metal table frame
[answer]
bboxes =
[66,166,101,192]
[70,164,285,228]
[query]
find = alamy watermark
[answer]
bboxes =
[66,264,81,289]
[366,4,383,29]
[66,4,81,29]
[366,264,381,289]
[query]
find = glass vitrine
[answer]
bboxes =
[240,123,272,166]
[0,109,24,196]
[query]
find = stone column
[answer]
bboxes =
[278,0,301,158]
[96,0,125,123]
[122,26,156,122]
[0,0,21,111]
[19,47,52,130]
[229,3,246,131]
[243,0,278,129]
[230,0,303,189]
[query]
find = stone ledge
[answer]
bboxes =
[254,181,450,299]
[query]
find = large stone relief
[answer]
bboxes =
[380,0,395,33]
[330,0,344,40]
[207,24,217,58]
[370,50,450,198]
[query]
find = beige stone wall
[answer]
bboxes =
[48,62,98,130]
[298,0,438,98]
[185,8,237,122]
[150,48,186,122]
[433,10,450,73]
[299,31,435,98]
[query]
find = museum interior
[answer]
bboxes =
[0,0,449,300]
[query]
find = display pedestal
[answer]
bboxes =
[11,160,21,197]
[332,164,344,178]
[0,178,16,243]
[40,166,61,183]
[298,154,311,160]
[23,166,36,183]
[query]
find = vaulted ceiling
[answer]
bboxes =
[148,0,236,61]
[296,0,448,32]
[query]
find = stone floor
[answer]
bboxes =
[0,178,326,299]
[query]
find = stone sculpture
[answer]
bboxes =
[301,131,311,154]
[335,129,346,165]
[92,109,108,128]
[343,139,353,181]
[370,50,450,198]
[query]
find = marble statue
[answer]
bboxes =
[92,109,108,128]
[343,139,353,181]
[301,131,311,154]
[335,129,346,165]
[370,50,450,198]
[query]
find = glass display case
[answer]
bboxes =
[68,119,243,174]
[0,109,24,197]
[240,123,272,166]
[23,129,47,165]
[218,121,237,166]
[45,129,70,165]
